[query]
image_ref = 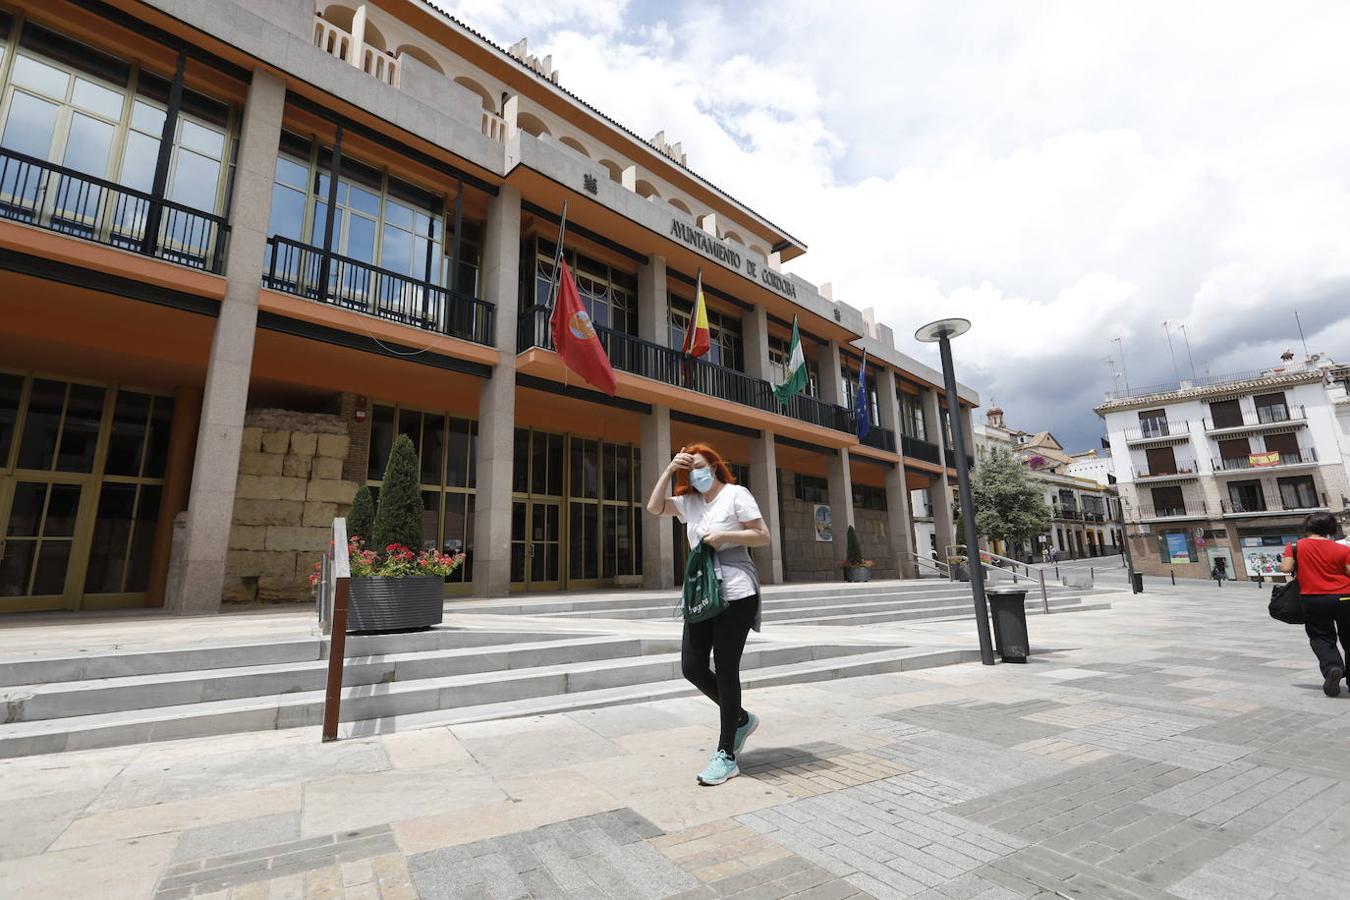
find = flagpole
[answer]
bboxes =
[546,200,569,311]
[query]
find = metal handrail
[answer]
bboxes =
[265,235,495,346]
[517,305,855,433]
[1211,448,1318,471]
[933,547,1053,614]
[320,518,351,743]
[859,425,898,453]
[0,146,229,272]
[901,435,942,464]
[1204,404,1306,431]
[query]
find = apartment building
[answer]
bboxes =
[1097,352,1350,580]
[973,408,1121,561]
[0,0,978,614]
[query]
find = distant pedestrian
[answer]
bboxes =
[646,443,771,786]
[1211,557,1228,587]
[1050,547,1060,564]
[1279,512,1350,697]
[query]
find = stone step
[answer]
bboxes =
[337,645,983,739]
[774,596,1105,628]
[0,641,892,759]
[0,628,580,689]
[1,635,675,724]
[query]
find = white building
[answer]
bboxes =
[1096,351,1350,581]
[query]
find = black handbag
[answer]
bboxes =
[1268,541,1305,625]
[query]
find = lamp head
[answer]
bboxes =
[915,318,972,343]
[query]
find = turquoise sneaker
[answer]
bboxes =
[697,750,739,786]
[733,712,759,756]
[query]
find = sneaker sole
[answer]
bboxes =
[1325,668,1345,698]
[733,717,760,756]
[698,767,740,787]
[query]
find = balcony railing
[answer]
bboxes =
[1205,405,1306,432]
[0,147,229,273]
[902,435,941,465]
[859,424,897,453]
[1131,462,1199,480]
[517,305,854,433]
[1053,506,1083,520]
[1221,494,1327,515]
[1124,421,1184,441]
[1211,448,1318,472]
[264,236,494,346]
[314,16,400,86]
[1137,503,1208,520]
[1083,510,1107,523]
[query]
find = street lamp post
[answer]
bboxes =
[916,318,995,666]
[1118,497,1141,593]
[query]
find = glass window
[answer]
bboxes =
[179,119,223,157]
[104,391,151,476]
[17,379,66,470]
[119,130,159,192]
[11,54,69,97]
[0,372,21,465]
[167,148,221,211]
[56,383,105,472]
[130,99,164,134]
[2,90,59,157]
[71,77,123,119]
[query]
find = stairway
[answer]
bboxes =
[448,579,1110,627]
[0,627,979,759]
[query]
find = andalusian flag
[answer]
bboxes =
[681,270,711,358]
[773,316,808,405]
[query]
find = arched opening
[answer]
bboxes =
[598,159,623,183]
[516,111,551,138]
[559,136,590,158]
[748,244,769,261]
[320,4,357,31]
[635,179,661,201]
[453,77,496,112]
[723,230,745,246]
[396,44,443,73]
[360,21,388,52]
[668,198,692,215]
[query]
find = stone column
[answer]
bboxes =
[750,432,783,583]
[640,406,675,589]
[742,304,772,382]
[147,385,201,607]
[931,473,954,560]
[818,339,845,406]
[472,184,522,597]
[349,5,368,69]
[174,69,285,614]
[637,254,666,344]
[875,367,915,575]
[826,447,854,551]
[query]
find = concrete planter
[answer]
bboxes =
[347,575,444,632]
[843,566,872,583]
[950,563,970,582]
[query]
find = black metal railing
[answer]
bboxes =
[1211,448,1318,472]
[859,424,897,452]
[1222,493,1326,515]
[1053,506,1083,520]
[1132,461,1199,479]
[1138,504,1203,519]
[0,147,229,272]
[1205,404,1306,431]
[1083,510,1107,523]
[517,305,854,433]
[1124,421,1183,441]
[264,236,494,346]
[902,435,941,464]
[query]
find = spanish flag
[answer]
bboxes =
[681,270,711,358]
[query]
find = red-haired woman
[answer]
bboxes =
[647,443,772,786]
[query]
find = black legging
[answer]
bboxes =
[1303,594,1350,678]
[681,593,759,755]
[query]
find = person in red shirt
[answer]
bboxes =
[1280,512,1350,696]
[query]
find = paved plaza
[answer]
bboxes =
[1,579,1347,899]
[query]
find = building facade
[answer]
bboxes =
[1097,353,1350,581]
[973,408,1121,561]
[0,0,978,614]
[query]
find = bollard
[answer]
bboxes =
[1170,569,1176,585]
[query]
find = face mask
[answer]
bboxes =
[690,467,715,493]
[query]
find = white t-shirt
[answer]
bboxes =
[672,484,763,601]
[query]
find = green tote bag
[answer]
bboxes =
[682,540,728,624]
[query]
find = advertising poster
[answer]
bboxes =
[1241,535,1299,577]
[813,504,832,542]
[1165,533,1190,563]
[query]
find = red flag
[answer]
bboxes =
[549,259,618,396]
[681,270,711,358]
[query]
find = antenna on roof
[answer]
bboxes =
[1177,324,1198,381]
[1294,310,1310,358]
[1103,355,1121,394]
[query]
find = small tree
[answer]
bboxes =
[372,434,424,552]
[347,485,375,542]
[971,447,1051,555]
[845,524,865,566]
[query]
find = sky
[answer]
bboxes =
[435,0,1350,450]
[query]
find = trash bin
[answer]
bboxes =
[985,586,1030,663]
[1130,572,1144,594]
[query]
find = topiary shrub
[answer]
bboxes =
[845,524,865,566]
[347,485,375,542]
[372,434,424,552]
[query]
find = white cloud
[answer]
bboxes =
[436,0,1350,446]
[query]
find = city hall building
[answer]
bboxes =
[0,0,978,614]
